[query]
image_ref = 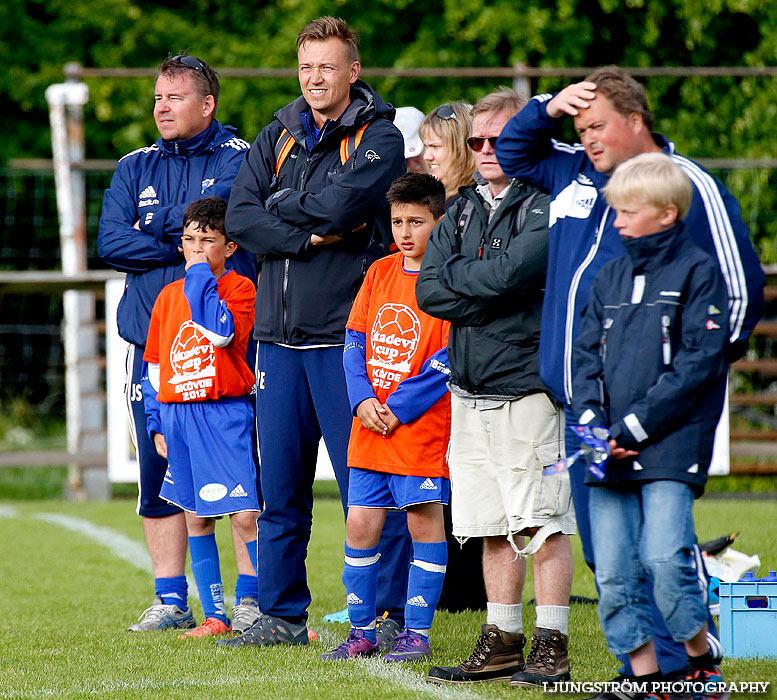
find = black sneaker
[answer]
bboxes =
[375,615,402,652]
[215,613,308,647]
[426,624,525,684]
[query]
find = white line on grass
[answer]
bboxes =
[0,663,483,699]
[14,514,476,698]
[32,513,210,604]
[0,672,278,698]
[315,627,481,700]
[366,657,483,700]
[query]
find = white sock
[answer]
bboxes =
[486,602,522,634]
[535,605,569,636]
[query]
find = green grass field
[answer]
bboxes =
[0,486,775,699]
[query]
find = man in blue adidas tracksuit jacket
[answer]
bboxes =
[495,66,764,680]
[221,18,409,648]
[98,54,255,631]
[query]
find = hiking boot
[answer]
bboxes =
[383,630,432,662]
[426,624,525,684]
[178,617,231,638]
[231,597,261,634]
[320,628,378,660]
[375,614,402,652]
[127,597,196,632]
[214,613,309,647]
[510,627,570,686]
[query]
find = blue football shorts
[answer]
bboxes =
[159,397,260,517]
[347,467,450,510]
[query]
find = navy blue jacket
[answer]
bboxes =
[226,81,405,345]
[572,224,730,495]
[98,120,255,346]
[496,95,765,405]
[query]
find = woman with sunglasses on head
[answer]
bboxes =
[420,103,476,209]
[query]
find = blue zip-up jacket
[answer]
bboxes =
[496,95,765,405]
[226,81,405,346]
[98,120,255,346]
[571,223,730,495]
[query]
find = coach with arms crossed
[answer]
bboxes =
[98,53,256,632]
[220,17,408,648]
[495,66,764,691]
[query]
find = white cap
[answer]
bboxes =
[394,106,425,158]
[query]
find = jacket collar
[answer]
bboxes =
[157,120,223,157]
[275,80,394,148]
[622,221,688,272]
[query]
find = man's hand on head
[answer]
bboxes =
[546,81,598,119]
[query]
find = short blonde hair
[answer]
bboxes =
[604,152,692,219]
[471,86,526,119]
[419,102,475,200]
[297,17,359,64]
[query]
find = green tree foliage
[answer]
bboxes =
[3,0,776,253]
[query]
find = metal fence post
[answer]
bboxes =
[45,70,109,499]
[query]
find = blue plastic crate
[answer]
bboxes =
[719,581,777,658]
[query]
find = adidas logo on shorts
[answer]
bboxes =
[407,595,428,607]
[419,478,437,491]
[229,483,248,498]
[346,593,363,605]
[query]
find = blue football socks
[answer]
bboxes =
[244,538,258,576]
[188,534,227,623]
[235,573,259,602]
[405,540,447,635]
[155,576,188,609]
[342,543,380,643]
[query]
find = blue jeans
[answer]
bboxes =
[589,480,709,656]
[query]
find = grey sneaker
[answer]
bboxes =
[215,613,309,647]
[375,615,402,652]
[231,597,261,634]
[127,597,196,632]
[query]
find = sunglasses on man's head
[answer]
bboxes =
[435,105,458,122]
[467,136,499,152]
[171,55,205,73]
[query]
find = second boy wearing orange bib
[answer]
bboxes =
[344,253,451,478]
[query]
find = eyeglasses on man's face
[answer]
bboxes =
[467,136,499,152]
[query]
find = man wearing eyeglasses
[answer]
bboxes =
[418,88,575,687]
[221,17,408,649]
[98,52,257,632]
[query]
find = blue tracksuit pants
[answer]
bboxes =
[255,342,411,622]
